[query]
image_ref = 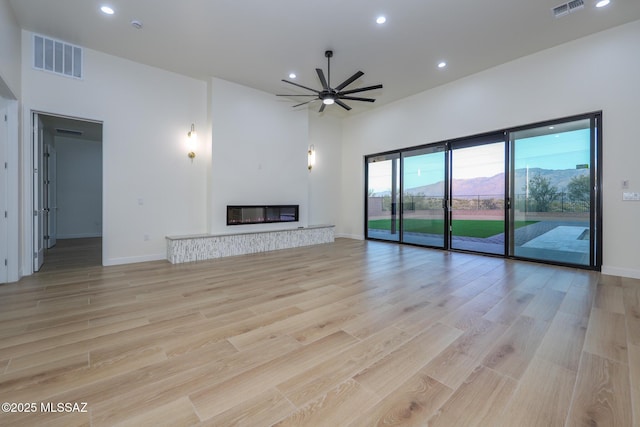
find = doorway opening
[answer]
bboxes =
[33,112,103,272]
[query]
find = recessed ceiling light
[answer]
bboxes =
[100,5,114,15]
[289,73,296,79]
[595,0,610,7]
[438,61,447,69]
[376,16,386,24]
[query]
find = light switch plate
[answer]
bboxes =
[623,192,640,201]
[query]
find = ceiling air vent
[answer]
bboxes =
[553,0,584,17]
[33,34,83,79]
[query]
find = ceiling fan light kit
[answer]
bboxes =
[277,50,383,112]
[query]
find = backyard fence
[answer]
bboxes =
[369,193,590,216]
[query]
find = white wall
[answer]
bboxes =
[0,0,20,99]
[21,30,208,268]
[209,78,309,234]
[308,111,342,227]
[340,20,640,278]
[55,137,102,238]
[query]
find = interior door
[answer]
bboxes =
[0,106,8,283]
[449,134,506,255]
[33,113,45,272]
[45,144,57,248]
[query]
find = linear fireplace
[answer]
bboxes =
[227,205,299,226]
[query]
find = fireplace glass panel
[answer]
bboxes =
[227,205,299,226]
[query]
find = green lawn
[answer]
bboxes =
[368,218,537,238]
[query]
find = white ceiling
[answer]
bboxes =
[9,0,640,113]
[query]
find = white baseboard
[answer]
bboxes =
[57,233,102,239]
[103,253,166,266]
[601,265,640,280]
[335,233,364,240]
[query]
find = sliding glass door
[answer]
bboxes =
[450,136,506,255]
[364,112,601,270]
[401,146,446,247]
[366,153,400,242]
[509,118,596,266]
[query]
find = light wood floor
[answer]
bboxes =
[0,238,638,426]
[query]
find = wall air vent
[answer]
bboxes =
[55,128,83,136]
[553,4,569,17]
[553,0,584,17]
[33,34,83,79]
[568,0,585,10]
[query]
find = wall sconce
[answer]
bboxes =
[308,144,316,171]
[187,123,197,159]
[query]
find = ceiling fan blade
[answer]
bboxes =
[293,100,314,108]
[319,103,326,113]
[334,71,364,91]
[338,96,376,102]
[316,68,329,90]
[338,84,383,95]
[281,79,320,93]
[335,100,352,111]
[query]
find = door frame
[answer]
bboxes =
[0,99,19,284]
[447,131,508,256]
[363,111,602,271]
[24,109,104,275]
[0,103,8,283]
[33,113,44,271]
[399,144,448,248]
[506,113,602,268]
[364,152,402,242]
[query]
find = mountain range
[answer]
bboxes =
[373,168,589,198]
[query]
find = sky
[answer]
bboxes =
[368,128,590,193]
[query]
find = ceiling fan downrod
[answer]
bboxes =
[325,50,332,88]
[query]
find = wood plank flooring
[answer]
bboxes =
[0,237,638,426]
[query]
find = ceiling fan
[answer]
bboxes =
[277,50,383,112]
